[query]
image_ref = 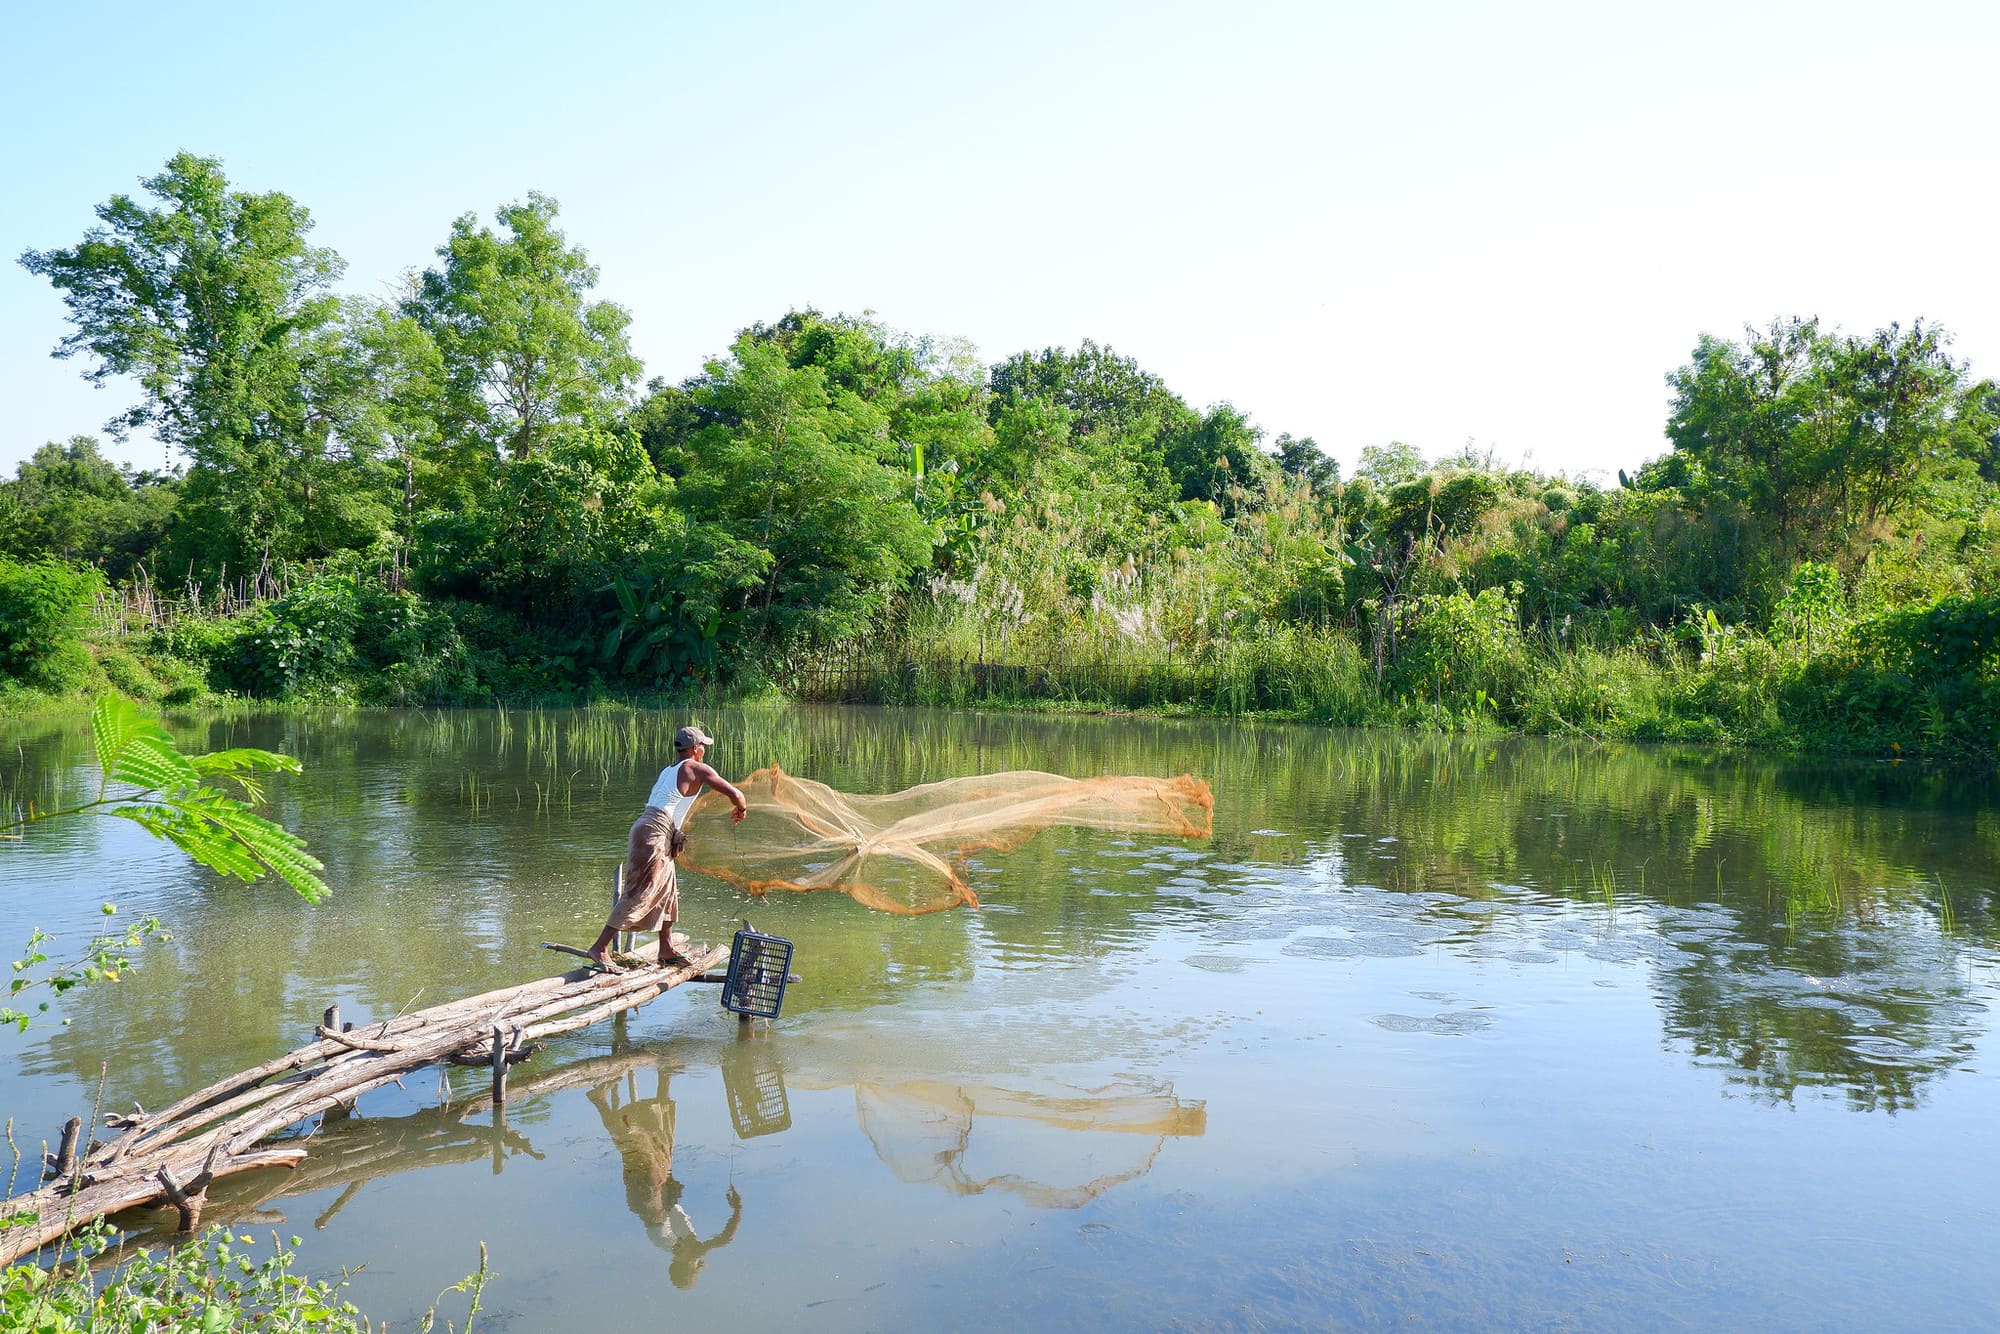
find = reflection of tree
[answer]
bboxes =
[847,1078,1206,1209]
[586,1060,742,1288]
[1648,909,1981,1112]
[15,705,1999,1125]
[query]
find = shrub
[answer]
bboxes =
[1389,586,1532,718]
[0,1224,486,1332]
[220,571,476,702]
[1781,596,2000,762]
[0,556,105,691]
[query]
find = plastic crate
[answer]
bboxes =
[721,926,794,1019]
[724,1050,792,1138]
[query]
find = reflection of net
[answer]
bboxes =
[854,1079,1207,1209]
[680,767,1215,914]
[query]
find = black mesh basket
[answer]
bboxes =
[725,1052,792,1138]
[721,926,794,1019]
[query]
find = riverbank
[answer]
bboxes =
[6,591,1995,768]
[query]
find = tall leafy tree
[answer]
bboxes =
[1817,321,1991,531]
[1664,317,1992,571]
[1274,432,1340,493]
[982,340,1189,508]
[651,338,934,658]
[19,153,365,573]
[335,299,450,540]
[407,192,641,463]
[1162,402,1275,506]
[733,310,993,543]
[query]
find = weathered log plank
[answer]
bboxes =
[0,938,727,1264]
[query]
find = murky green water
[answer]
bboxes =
[4,706,1999,1330]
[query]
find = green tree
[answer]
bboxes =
[19,153,366,574]
[335,299,451,542]
[0,439,175,579]
[1356,441,1427,488]
[1162,402,1275,506]
[408,192,641,463]
[658,337,935,657]
[732,310,993,549]
[1663,317,1994,590]
[0,557,105,691]
[983,340,1189,504]
[1274,432,1340,492]
[417,419,671,617]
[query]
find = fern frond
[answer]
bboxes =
[191,748,304,777]
[110,734,202,795]
[173,791,329,903]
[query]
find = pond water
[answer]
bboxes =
[3,706,1998,1330]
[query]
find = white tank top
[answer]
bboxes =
[644,761,700,829]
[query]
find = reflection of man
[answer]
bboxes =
[585,1065,743,1288]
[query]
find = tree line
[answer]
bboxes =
[5,153,1999,760]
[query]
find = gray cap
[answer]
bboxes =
[674,725,715,752]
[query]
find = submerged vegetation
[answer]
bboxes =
[6,154,1998,761]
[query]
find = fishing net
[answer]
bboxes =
[678,766,1214,914]
[852,1078,1207,1209]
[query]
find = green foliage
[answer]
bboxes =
[0,696,322,1031]
[0,557,105,691]
[223,569,473,704]
[14,154,2000,763]
[417,420,668,615]
[1781,596,2000,762]
[1389,586,1531,717]
[638,334,936,667]
[1662,317,1995,587]
[4,907,168,1032]
[0,438,176,579]
[18,153,381,576]
[2,694,325,902]
[408,191,640,462]
[0,1226,487,1333]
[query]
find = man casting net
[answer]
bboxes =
[678,767,1214,914]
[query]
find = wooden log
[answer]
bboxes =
[490,1025,507,1105]
[44,1117,82,1182]
[0,938,727,1264]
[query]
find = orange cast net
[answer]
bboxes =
[678,766,1214,914]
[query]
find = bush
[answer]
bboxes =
[0,1228,368,1332]
[1389,586,1532,719]
[0,1224,487,1331]
[144,612,260,690]
[221,571,476,702]
[0,556,105,691]
[1781,596,2000,762]
[95,643,162,698]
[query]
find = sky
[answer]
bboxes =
[4,0,1997,480]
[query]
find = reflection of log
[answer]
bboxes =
[0,937,727,1264]
[104,1030,709,1250]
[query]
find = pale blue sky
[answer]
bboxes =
[5,0,1996,478]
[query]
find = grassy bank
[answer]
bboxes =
[4,558,1995,768]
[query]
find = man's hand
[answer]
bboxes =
[731,800,748,825]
